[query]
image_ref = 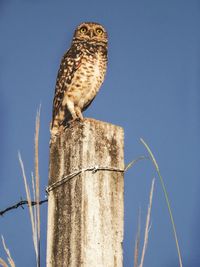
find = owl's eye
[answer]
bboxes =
[80,26,87,33]
[96,28,103,35]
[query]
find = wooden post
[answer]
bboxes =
[46,118,124,267]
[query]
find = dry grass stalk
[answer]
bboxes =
[35,108,41,266]
[31,172,38,254]
[0,258,8,267]
[18,152,38,257]
[1,236,15,267]
[133,208,141,267]
[125,156,147,172]
[139,178,155,267]
[18,107,41,267]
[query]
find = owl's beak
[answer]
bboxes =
[89,30,93,38]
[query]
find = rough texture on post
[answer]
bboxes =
[46,118,124,267]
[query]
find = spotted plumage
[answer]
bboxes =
[51,22,108,136]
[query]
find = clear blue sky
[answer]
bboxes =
[0,0,199,266]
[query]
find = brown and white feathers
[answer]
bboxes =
[51,22,108,136]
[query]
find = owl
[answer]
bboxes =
[51,22,108,136]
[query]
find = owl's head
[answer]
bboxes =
[73,22,108,44]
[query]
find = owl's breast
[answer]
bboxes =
[67,50,107,109]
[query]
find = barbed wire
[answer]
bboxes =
[0,199,48,216]
[0,156,148,217]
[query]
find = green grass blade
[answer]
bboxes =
[140,138,183,267]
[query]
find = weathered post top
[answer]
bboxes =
[46,118,124,267]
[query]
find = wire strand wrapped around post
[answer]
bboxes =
[46,166,124,193]
[46,118,124,267]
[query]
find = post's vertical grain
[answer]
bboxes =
[46,118,124,267]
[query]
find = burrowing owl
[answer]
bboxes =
[51,22,108,136]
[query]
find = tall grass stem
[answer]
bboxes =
[140,138,183,267]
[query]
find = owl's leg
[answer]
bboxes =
[64,98,77,120]
[75,106,84,120]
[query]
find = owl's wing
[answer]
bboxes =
[52,46,83,126]
[82,96,96,112]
